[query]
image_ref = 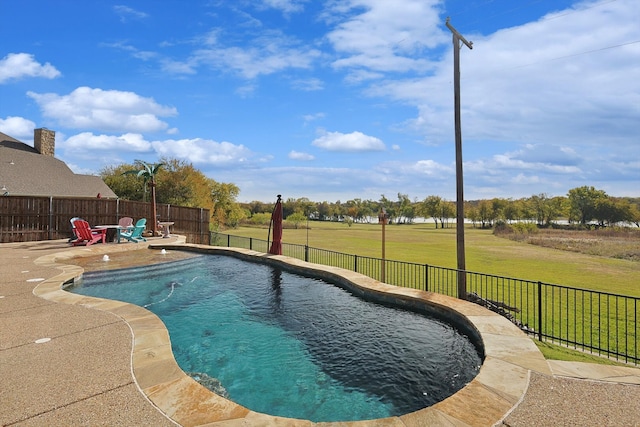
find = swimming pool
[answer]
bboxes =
[70,252,482,422]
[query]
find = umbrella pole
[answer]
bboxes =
[267,195,282,255]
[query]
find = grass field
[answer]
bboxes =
[230,222,640,297]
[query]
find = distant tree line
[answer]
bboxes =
[99,161,639,230]
[241,186,640,229]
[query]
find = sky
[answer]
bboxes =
[0,0,638,203]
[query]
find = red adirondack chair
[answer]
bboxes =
[71,219,107,246]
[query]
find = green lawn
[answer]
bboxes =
[534,341,633,366]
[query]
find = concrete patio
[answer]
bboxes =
[1,239,639,426]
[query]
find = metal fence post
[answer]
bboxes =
[305,245,309,262]
[354,255,358,273]
[250,237,253,250]
[425,264,429,292]
[538,281,543,341]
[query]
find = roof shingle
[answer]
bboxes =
[0,131,118,198]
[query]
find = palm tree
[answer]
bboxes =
[123,160,164,236]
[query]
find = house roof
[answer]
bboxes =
[0,131,118,198]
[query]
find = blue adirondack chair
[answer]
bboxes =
[119,218,147,243]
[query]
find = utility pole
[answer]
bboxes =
[446,17,473,300]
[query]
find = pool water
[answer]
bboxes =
[71,254,482,422]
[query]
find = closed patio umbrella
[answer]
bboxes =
[268,195,283,255]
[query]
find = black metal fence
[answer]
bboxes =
[211,231,639,365]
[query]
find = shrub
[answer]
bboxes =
[493,221,513,235]
[512,222,539,234]
[245,212,271,226]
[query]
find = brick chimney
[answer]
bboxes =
[34,128,55,156]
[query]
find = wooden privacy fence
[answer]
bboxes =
[0,196,210,244]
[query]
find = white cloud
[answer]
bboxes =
[489,154,582,174]
[343,69,385,84]
[63,132,152,152]
[219,165,391,202]
[370,0,640,153]
[302,112,325,124]
[324,0,445,73]
[377,159,453,179]
[103,42,156,61]
[0,53,61,84]
[260,0,307,14]
[152,138,254,166]
[0,116,36,139]
[289,150,315,160]
[113,5,148,22]
[510,144,581,166]
[192,35,322,79]
[235,83,257,97]
[312,130,385,152]
[27,87,177,133]
[161,29,322,79]
[411,159,452,176]
[291,78,324,91]
[160,58,198,74]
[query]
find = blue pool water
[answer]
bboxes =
[71,253,482,422]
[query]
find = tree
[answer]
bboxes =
[466,203,480,228]
[502,199,519,224]
[546,196,566,226]
[330,200,345,221]
[419,195,443,229]
[345,199,364,222]
[123,160,164,236]
[379,195,397,224]
[629,203,640,227]
[296,197,316,219]
[104,158,245,229]
[155,158,212,209]
[440,201,456,228]
[210,181,244,228]
[477,200,494,228]
[518,198,536,223]
[528,194,562,226]
[247,200,269,215]
[316,201,331,221]
[396,193,415,224]
[567,186,608,225]
[286,212,307,229]
[101,164,147,201]
[595,197,632,226]
[490,198,508,222]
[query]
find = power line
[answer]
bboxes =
[535,0,617,24]
[448,0,618,35]
[452,0,548,29]
[484,0,619,36]
[507,40,640,71]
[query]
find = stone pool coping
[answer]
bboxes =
[33,241,551,426]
